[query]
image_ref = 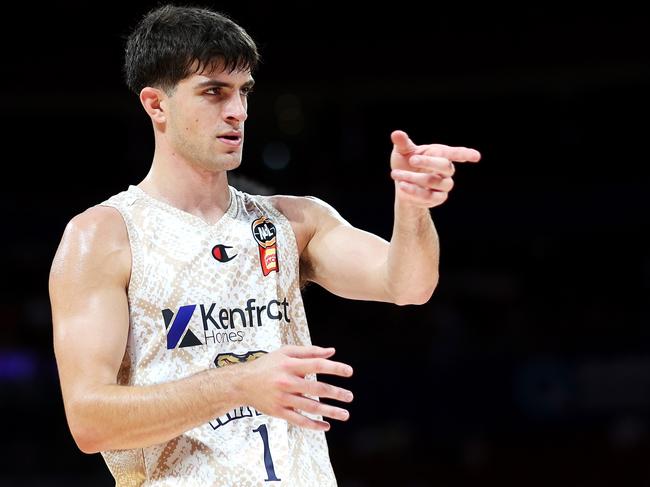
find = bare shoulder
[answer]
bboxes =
[65,205,126,237]
[58,205,129,256]
[49,205,131,287]
[266,194,348,253]
[267,194,346,224]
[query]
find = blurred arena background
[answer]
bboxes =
[1,2,649,486]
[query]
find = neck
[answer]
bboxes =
[138,152,231,223]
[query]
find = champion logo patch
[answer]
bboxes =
[212,244,237,263]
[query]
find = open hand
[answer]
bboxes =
[239,345,354,431]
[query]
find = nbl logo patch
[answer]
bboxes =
[251,216,278,276]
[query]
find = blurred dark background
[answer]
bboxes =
[2,1,649,486]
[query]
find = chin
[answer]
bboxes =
[194,155,240,173]
[218,155,242,171]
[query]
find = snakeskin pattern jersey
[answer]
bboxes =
[98,184,336,486]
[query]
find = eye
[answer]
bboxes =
[205,87,222,96]
[241,87,254,96]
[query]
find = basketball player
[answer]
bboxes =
[48,4,480,486]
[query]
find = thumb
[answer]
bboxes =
[391,130,417,155]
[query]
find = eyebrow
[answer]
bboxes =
[195,79,255,90]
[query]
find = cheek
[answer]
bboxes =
[177,115,202,136]
[169,103,215,136]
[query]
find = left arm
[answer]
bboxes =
[298,130,480,306]
[385,196,441,305]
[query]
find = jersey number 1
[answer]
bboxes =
[253,424,281,482]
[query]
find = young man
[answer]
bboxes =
[48,4,480,486]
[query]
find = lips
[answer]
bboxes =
[217,132,242,147]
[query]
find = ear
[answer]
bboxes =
[139,87,167,124]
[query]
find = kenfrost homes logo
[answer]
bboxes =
[162,305,202,349]
[162,298,292,350]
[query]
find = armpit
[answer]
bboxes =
[299,257,314,290]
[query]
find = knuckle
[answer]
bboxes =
[303,399,321,414]
[330,406,348,420]
[277,345,293,357]
[316,381,342,399]
[318,358,330,371]
[321,405,337,418]
[428,192,441,205]
[307,378,322,393]
[281,357,297,371]
[303,418,319,430]
[446,178,455,191]
[274,375,292,389]
[313,382,329,396]
[425,174,438,186]
[293,413,311,428]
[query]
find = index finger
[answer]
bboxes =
[420,144,481,163]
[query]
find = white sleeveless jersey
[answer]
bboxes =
[98,184,337,487]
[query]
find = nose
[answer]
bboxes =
[223,93,248,123]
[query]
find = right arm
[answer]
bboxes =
[49,206,353,454]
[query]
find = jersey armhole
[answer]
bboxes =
[97,203,143,299]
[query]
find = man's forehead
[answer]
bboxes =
[192,61,253,83]
[191,70,253,85]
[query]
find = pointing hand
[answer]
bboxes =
[390,130,481,208]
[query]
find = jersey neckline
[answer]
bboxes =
[127,184,237,228]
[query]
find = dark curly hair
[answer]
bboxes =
[124,4,260,94]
